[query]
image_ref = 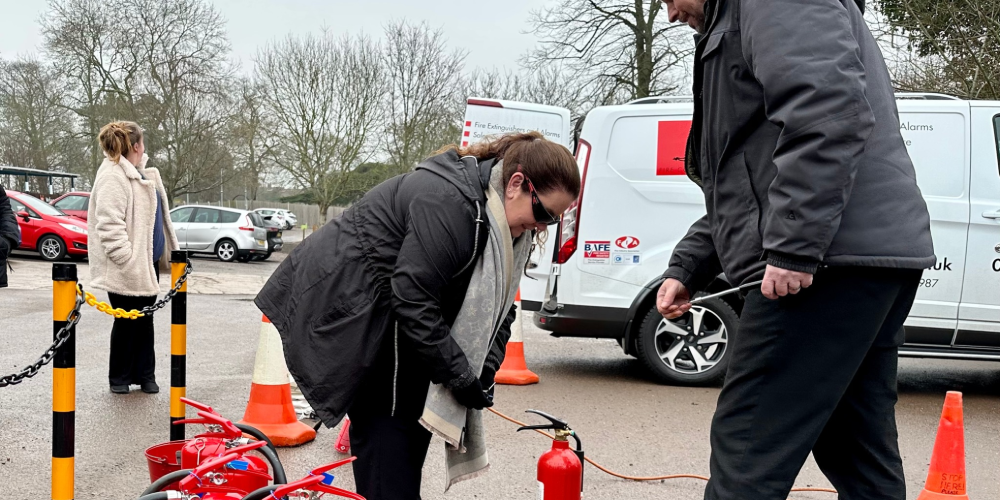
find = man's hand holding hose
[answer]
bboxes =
[657,265,814,319]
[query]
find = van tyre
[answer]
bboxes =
[215,239,238,262]
[38,235,67,261]
[636,296,738,385]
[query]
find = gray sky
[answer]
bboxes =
[0,0,541,73]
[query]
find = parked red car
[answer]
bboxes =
[50,191,91,221]
[6,190,88,261]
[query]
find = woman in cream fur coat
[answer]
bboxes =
[88,121,178,395]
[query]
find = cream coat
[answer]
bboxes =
[87,155,179,296]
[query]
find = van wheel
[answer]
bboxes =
[636,296,739,385]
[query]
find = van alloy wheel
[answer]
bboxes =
[636,295,739,385]
[653,306,728,375]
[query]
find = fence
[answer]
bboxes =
[194,200,345,228]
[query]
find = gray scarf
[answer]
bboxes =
[419,161,531,490]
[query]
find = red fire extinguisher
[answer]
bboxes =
[518,410,584,500]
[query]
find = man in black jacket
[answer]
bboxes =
[659,0,934,498]
[0,185,20,288]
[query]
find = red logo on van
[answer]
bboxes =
[656,120,692,176]
[616,236,640,249]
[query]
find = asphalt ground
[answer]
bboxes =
[3,276,1000,499]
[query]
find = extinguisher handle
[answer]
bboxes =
[179,397,217,415]
[516,409,571,432]
[178,452,240,489]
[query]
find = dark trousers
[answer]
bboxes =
[350,414,433,500]
[705,266,921,500]
[107,266,159,386]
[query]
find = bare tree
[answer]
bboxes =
[42,0,237,199]
[229,79,275,201]
[122,0,236,200]
[525,0,692,104]
[0,57,80,191]
[873,0,1000,99]
[255,32,385,220]
[466,65,585,117]
[42,0,135,181]
[383,21,466,175]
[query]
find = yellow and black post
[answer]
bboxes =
[169,251,188,441]
[52,264,76,500]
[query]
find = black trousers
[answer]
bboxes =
[350,414,433,500]
[705,266,921,500]
[107,266,159,386]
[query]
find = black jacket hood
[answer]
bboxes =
[415,150,497,205]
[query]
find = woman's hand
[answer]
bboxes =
[451,379,493,410]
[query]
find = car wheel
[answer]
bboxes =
[256,251,272,261]
[237,254,253,263]
[635,296,739,385]
[38,235,67,262]
[215,239,238,262]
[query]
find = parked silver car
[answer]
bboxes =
[253,208,294,230]
[169,205,268,262]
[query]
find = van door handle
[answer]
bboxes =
[211,226,219,229]
[982,210,1000,220]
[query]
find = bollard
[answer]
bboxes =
[170,251,188,441]
[52,264,77,500]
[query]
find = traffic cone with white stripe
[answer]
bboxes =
[495,290,540,385]
[239,315,317,446]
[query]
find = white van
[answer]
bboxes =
[461,97,573,309]
[533,94,1000,385]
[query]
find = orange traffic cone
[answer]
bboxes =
[239,315,317,447]
[917,391,968,500]
[495,290,540,385]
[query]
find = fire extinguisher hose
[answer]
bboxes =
[487,407,837,494]
[141,469,191,495]
[136,493,171,500]
[235,423,287,484]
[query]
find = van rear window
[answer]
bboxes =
[994,115,1000,177]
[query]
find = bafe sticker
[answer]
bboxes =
[584,241,611,264]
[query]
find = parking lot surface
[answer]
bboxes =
[3,265,1000,499]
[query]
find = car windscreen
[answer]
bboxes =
[18,193,66,216]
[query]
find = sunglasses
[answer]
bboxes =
[523,175,560,225]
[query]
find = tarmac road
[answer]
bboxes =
[3,284,1000,499]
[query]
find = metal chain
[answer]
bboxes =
[139,260,193,315]
[78,260,192,319]
[0,290,84,388]
[1,260,192,387]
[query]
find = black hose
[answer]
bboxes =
[141,469,191,495]
[235,423,285,484]
[257,441,287,484]
[240,485,279,500]
[136,493,169,500]
[235,424,278,455]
